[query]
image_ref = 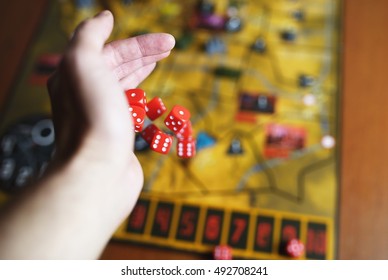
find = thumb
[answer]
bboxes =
[70,10,114,51]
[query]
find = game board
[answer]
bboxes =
[0,0,341,259]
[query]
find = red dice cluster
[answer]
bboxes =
[125,88,196,158]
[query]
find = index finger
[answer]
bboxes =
[103,33,175,68]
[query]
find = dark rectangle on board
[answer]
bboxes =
[151,202,174,238]
[254,215,275,253]
[306,222,327,259]
[278,219,301,255]
[227,212,250,249]
[202,208,224,245]
[176,205,200,242]
[126,199,150,234]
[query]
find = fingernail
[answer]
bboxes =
[94,10,111,18]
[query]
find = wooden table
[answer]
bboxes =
[1,0,388,259]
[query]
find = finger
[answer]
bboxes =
[70,10,114,51]
[119,63,157,89]
[103,33,175,68]
[113,51,171,80]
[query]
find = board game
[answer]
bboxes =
[0,0,341,259]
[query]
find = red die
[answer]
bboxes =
[213,245,232,260]
[146,97,167,121]
[177,138,196,158]
[164,105,191,133]
[125,88,147,109]
[140,124,159,144]
[140,124,173,154]
[151,131,173,154]
[176,120,193,140]
[286,238,305,258]
[129,105,146,132]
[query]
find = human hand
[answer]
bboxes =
[48,10,175,163]
[0,11,175,259]
[47,9,175,235]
